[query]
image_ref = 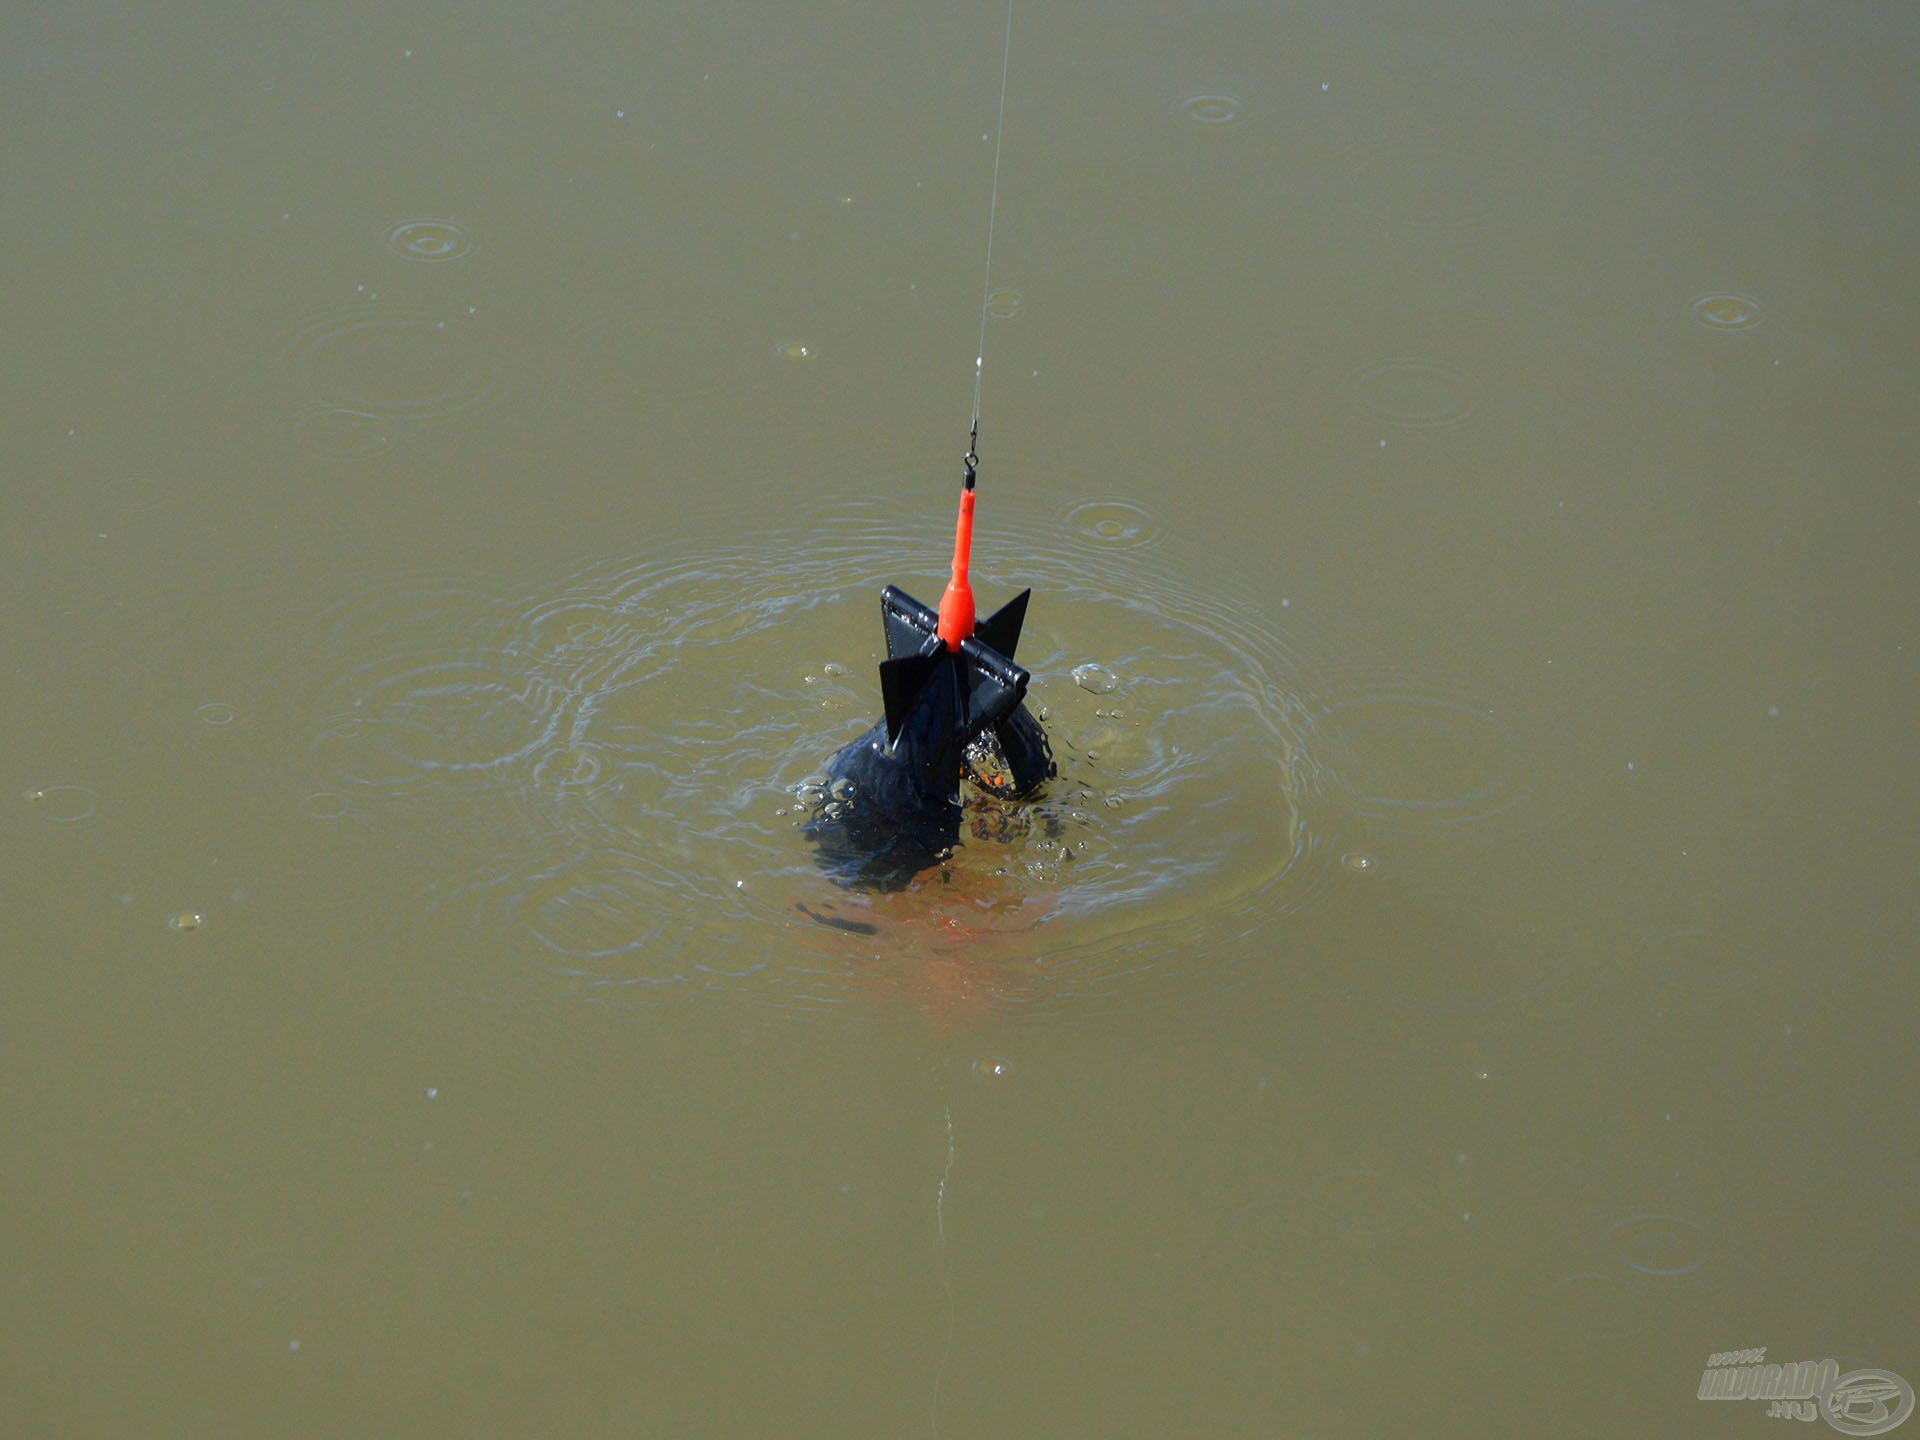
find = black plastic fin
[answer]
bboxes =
[974,588,1030,661]
[879,649,940,746]
[955,635,1029,735]
[881,586,937,660]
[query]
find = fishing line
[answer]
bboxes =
[964,0,1016,486]
[929,1096,958,1440]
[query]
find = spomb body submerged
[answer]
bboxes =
[804,579,1053,890]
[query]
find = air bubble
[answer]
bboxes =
[1072,663,1119,695]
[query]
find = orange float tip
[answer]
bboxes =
[936,486,976,650]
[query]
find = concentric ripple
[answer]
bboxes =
[1349,357,1479,430]
[308,507,1339,1017]
[25,784,99,824]
[1179,93,1245,126]
[290,405,393,460]
[283,309,491,423]
[1314,691,1535,826]
[385,219,470,262]
[1599,1213,1714,1286]
[1690,292,1763,331]
[1057,497,1162,553]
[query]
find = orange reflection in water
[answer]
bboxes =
[782,839,1058,1032]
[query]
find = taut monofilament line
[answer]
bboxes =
[942,0,1015,653]
[965,0,1016,489]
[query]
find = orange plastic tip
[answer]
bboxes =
[936,487,976,650]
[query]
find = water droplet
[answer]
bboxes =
[970,1056,1014,1080]
[1180,93,1245,126]
[773,338,814,361]
[1072,663,1119,695]
[168,910,205,931]
[1341,851,1377,874]
[386,219,470,262]
[1691,292,1763,331]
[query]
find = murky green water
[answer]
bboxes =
[6,0,1916,1434]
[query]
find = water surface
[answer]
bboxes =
[4,0,1916,1434]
